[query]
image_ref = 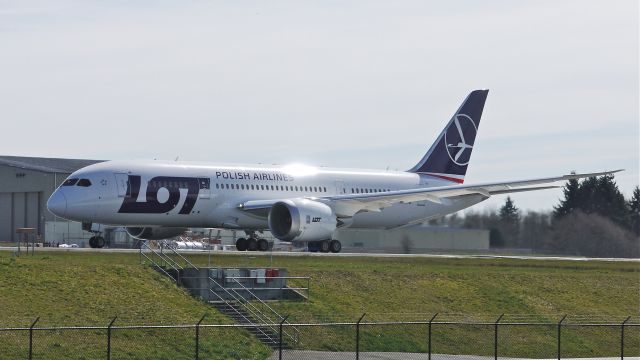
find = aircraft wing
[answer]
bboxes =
[239,169,622,217]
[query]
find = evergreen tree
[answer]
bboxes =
[628,186,640,235]
[593,175,628,227]
[499,197,520,246]
[554,174,579,219]
[499,196,520,223]
[553,174,628,228]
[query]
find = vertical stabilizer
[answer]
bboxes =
[408,89,489,183]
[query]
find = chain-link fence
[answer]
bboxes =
[0,315,638,359]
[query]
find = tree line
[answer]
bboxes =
[430,174,639,258]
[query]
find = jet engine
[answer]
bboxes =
[268,199,337,242]
[125,227,187,240]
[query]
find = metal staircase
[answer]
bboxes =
[139,240,298,349]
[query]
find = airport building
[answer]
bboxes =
[0,156,101,243]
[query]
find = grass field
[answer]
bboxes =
[0,250,638,358]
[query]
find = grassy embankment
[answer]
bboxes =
[0,250,638,358]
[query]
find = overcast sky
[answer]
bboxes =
[1,0,638,212]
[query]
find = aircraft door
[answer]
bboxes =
[114,173,129,197]
[335,181,345,194]
[198,177,211,199]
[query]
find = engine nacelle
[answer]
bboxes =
[268,199,337,242]
[125,227,187,240]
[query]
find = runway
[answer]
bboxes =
[0,246,637,262]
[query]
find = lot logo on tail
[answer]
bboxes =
[444,114,477,166]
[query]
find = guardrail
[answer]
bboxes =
[226,276,311,300]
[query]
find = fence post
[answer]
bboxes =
[28,317,39,360]
[107,316,117,360]
[621,316,631,360]
[279,314,289,360]
[557,315,567,360]
[356,313,366,360]
[195,314,206,360]
[494,314,504,360]
[428,313,438,360]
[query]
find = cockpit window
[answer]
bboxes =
[77,179,92,187]
[62,178,78,186]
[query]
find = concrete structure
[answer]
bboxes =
[0,156,101,243]
[178,267,305,301]
[334,225,490,253]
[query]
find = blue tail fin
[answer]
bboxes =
[408,89,489,183]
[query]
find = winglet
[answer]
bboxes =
[562,169,624,180]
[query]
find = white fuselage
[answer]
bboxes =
[49,160,487,234]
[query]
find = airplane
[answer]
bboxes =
[46,90,620,252]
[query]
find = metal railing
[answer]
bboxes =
[226,276,311,300]
[227,278,300,344]
[159,240,199,269]
[139,241,182,281]
[137,243,297,346]
[206,276,279,344]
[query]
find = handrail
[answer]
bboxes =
[140,251,176,281]
[207,288,276,343]
[160,240,199,270]
[208,277,277,344]
[230,278,299,344]
[206,289,275,342]
[141,242,182,272]
[226,276,310,300]
[224,287,281,338]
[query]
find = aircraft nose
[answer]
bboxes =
[47,190,67,217]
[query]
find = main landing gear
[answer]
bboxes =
[308,240,342,253]
[236,232,270,252]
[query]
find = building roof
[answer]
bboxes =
[0,156,104,174]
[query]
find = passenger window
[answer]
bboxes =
[62,178,78,186]
[77,179,92,187]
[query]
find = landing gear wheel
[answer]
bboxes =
[236,238,248,251]
[89,236,97,248]
[257,238,269,251]
[329,240,341,253]
[95,236,105,248]
[319,240,330,253]
[247,238,258,251]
